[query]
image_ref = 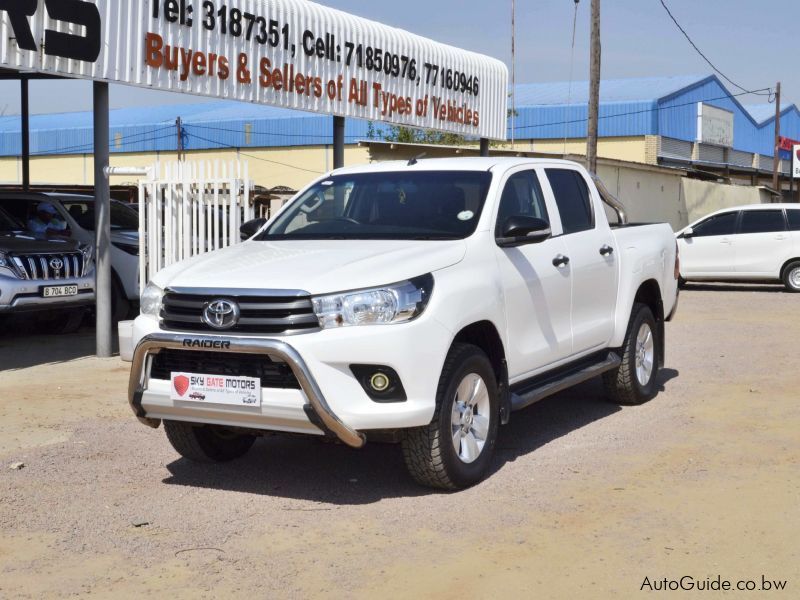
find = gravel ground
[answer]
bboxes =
[1,285,798,598]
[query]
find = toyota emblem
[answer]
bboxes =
[202,299,240,330]
[49,257,64,272]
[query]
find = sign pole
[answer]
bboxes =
[20,77,30,191]
[333,116,345,170]
[94,82,112,358]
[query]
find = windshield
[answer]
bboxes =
[257,171,493,241]
[0,206,24,232]
[61,199,139,231]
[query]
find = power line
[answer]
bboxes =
[185,122,370,140]
[512,87,772,132]
[658,0,772,100]
[186,130,324,174]
[29,128,176,156]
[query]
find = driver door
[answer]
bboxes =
[680,211,739,277]
[493,169,572,381]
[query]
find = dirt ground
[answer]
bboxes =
[0,284,798,598]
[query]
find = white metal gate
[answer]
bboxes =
[138,160,254,293]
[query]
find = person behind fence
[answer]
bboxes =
[28,202,70,237]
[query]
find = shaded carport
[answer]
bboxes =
[0,68,113,357]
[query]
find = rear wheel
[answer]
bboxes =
[782,261,800,293]
[603,303,660,405]
[164,421,256,462]
[401,344,499,490]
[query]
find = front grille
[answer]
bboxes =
[10,252,85,281]
[150,349,301,389]
[161,292,320,335]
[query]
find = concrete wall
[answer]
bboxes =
[524,136,648,164]
[595,162,686,230]
[680,178,771,225]
[0,145,371,191]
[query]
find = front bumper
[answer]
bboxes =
[126,314,453,445]
[0,271,95,313]
[129,332,367,448]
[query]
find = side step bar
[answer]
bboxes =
[510,352,621,412]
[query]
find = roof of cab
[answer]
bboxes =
[330,156,582,176]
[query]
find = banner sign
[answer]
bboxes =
[697,103,734,147]
[778,136,800,152]
[793,145,800,180]
[0,0,508,140]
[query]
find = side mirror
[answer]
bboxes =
[496,216,552,248]
[682,227,694,239]
[240,217,267,240]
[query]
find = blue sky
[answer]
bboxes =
[0,0,797,116]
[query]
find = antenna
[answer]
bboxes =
[408,152,426,166]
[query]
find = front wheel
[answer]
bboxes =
[401,344,499,490]
[782,261,800,293]
[603,303,660,405]
[164,421,256,462]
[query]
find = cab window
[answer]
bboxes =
[692,212,737,237]
[495,170,549,236]
[739,210,786,234]
[545,169,594,234]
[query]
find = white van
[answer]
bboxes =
[676,204,800,292]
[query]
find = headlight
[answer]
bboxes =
[79,243,94,270]
[140,282,163,318]
[312,274,434,329]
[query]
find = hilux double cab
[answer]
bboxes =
[124,158,679,489]
[0,206,95,332]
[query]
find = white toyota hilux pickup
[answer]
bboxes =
[126,158,679,489]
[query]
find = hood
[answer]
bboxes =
[0,231,81,254]
[111,230,139,244]
[153,239,467,295]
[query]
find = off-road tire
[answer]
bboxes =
[164,421,256,462]
[678,276,687,289]
[52,309,85,334]
[603,303,660,405]
[781,261,800,293]
[401,343,499,491]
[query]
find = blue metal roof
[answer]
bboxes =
[0,75,797,158]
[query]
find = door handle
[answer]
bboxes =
[599,245,614,256]
[552,254,570,268]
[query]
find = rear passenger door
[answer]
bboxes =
[543,168,618,355]
[734,209,790,277]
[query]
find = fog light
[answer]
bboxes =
[370,372,390,392]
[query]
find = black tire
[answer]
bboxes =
[111,276,132,322]
[678,276,687,289]
[603,303,660,405]
[164,420,256,462]
[51,309,86,334]
[401,344,499,490]
[781,261,800,293]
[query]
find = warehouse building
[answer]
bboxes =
[0,74,797,201]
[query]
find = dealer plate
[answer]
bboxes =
[42,285,78,298]
[170,372,262,407]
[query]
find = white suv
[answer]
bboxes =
[676,204,800,292]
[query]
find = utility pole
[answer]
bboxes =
[586,0,601,174]
[772,82,781,199]
[511,0,516,149]
[176,117,183,161]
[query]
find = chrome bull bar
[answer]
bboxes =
[127,332,366,449]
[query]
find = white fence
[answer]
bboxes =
[138,160,254,293]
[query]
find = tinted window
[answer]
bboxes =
[495,170,548,234]
[61,200,139,231]
[0,206,23,231]
[545,169,594,234]
[259,171,493,240]
[692,212,737,237]
[785,210,800,231]
[739,210,786,234]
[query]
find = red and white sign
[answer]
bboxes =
[793,145,800,180]
[170,372,262,407]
